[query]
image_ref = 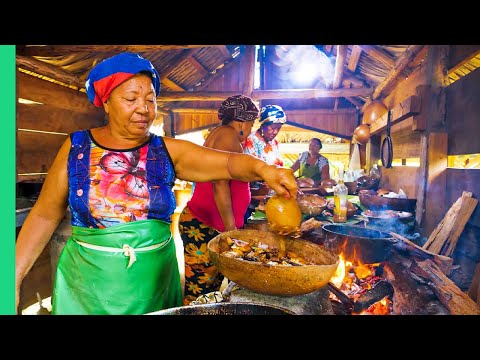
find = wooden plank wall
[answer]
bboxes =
[16,71,105,182]
[446,67,480,155]
[380,167,419,199]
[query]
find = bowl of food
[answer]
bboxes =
[320,179,337,194]
[208,229,339,296]
[297,194,328,216]
[359,192,417,212]
[326,200,359,218]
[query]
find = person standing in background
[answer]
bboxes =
[178,95,260,305]
[243,104,286,166]
[242,104,287,220]
[290,137,330,187]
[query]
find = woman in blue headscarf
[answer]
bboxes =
[15,53,298,315]
[243,104,287,167]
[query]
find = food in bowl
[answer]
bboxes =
[297,194,327,216]
[208,229,339,296]
[320,179,337,193]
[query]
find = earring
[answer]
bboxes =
[240,130,244,136]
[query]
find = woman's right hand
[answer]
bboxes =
[260,165,298,200]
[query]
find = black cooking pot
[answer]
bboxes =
[320,224,396,263]
[147,302,295,315]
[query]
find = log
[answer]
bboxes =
[16,55,85,89]
[372,45,424,100]
[384,254,450,315]
[412,259,480,315]
[467,263,480,305]
[423,191,478,256]
[353,280,394,313]
[358,45,396,68]
[389,232,453,275]
[157,87,373,102]
[332,45,348,89]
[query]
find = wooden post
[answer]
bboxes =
[242,46,256,97]
[415,46,449,235]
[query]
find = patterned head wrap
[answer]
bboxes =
[259,104,287,125]
[218,95,259,122]
[85,52,161,107]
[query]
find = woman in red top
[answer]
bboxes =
[178,95,259,305]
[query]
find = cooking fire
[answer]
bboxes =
[329,252,394,315]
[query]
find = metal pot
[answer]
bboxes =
[147,302,295,315]
[320,224,396,263]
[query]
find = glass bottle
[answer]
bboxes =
[333,170,348,223]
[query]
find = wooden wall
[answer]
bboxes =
[446,67,480,155]
[16,71,104,312]
[16,71,104,182]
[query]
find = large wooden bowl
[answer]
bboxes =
[208,229,339,296]
[359,192,417,212]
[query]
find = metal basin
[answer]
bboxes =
[148,302,295,315]
[208,229,339,296]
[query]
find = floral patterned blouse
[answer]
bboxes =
[243,132,283,167]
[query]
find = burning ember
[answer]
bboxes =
[329,252,394,315]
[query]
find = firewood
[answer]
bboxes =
[412,259,480,315]
[353,280,394,313]
[423,191,478,256]
[467,263,480,305]
[390,232,453,274]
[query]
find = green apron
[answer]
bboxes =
[52,219,182,315]
[299,162,321,182]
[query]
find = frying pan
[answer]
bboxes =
[321,224,397,263]
[147,302,295,315]
[381,109,393,168]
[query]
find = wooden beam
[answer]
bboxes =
[161,77,185,91]
[369,95,421,135]
[157,87,373,102]
[447,48,480,80]
[242,45,256,96]
[187,56,209,78]
[332,45,348,89]
[358,45,396,68]
[372,45,424,100]
[345,97,364,109]
[158,48,198,87]
[415,46,449,234]
[21,45,217,57]
[347,45,362,72]
[16,55,85,89]
[171,108,218,114]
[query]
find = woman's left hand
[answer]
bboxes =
[260,165,298,199]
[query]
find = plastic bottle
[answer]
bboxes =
[333,170,348,223]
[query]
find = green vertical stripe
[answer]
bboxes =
[0,45,16,315]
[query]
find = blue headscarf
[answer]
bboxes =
[85,52,161,107]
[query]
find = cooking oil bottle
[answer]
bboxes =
[333,169,348,223]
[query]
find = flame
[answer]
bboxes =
[330,253,346,288]
[329,251,392,315]
[355,297,392,315]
